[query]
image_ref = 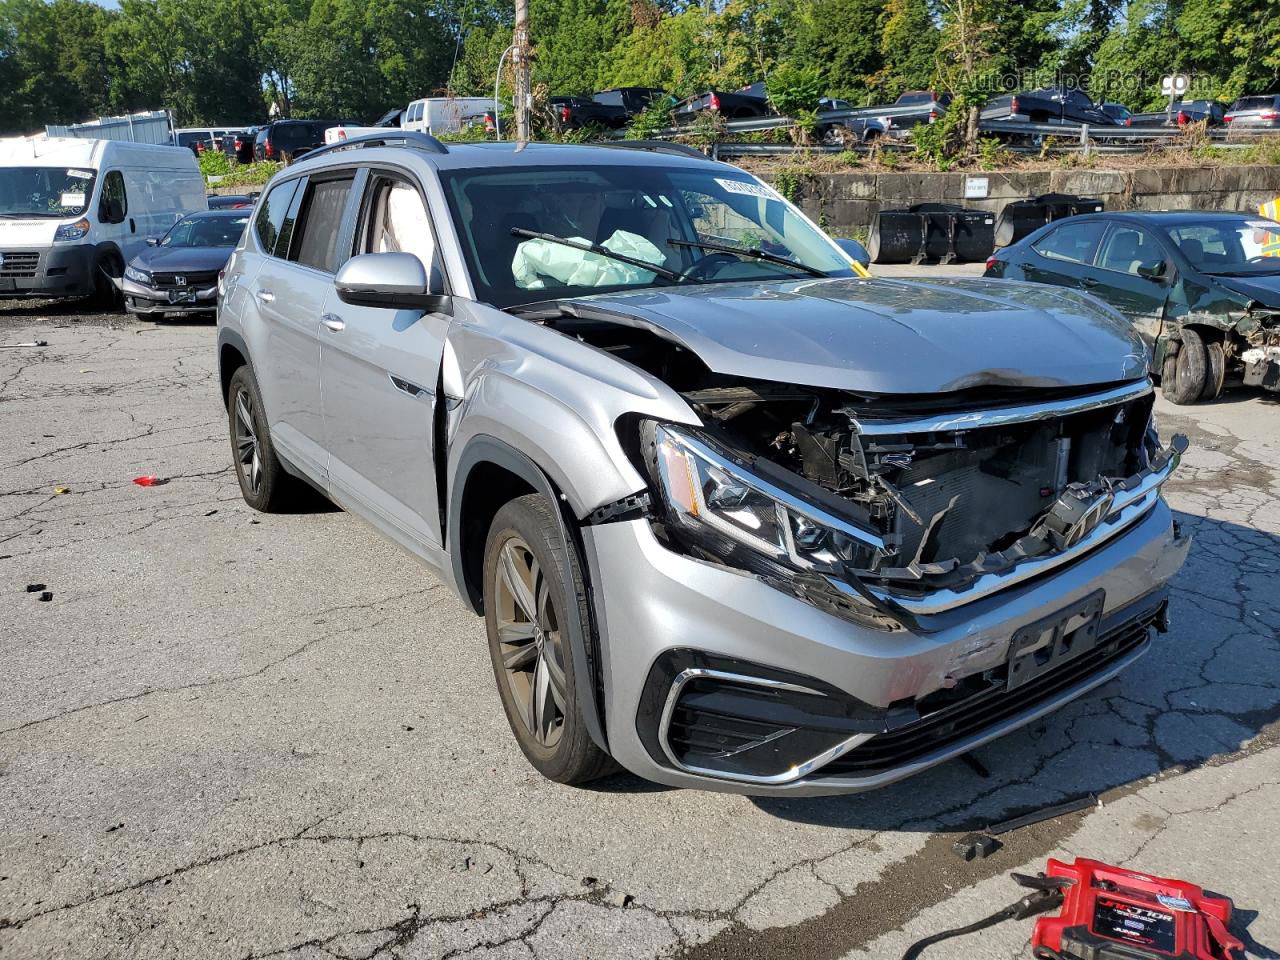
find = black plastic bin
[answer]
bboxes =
[868,203,997,264]
[994,193,1104,247]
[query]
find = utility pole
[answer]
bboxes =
[513,0,532,142]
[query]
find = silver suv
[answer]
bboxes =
[216,134,1189,795]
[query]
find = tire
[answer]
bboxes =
[1200,337,1225,401]
[1161,327,1208,405]
[226,365,298,512]
[482,494,613,785]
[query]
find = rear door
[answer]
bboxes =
[1022,219,1107,288]
[1089,223,1173,346]
[319,167,451,550]
[252,172,355,482]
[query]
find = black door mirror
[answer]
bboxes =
[334,252,450,312]
[1137,260,1168,282]
[834,236,871,269]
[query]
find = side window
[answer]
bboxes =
[1168,225,1229,267]
[99,170,127,224]
[361,176,435,272]
[1031,221,1106,264]
[290,176,355,273]
[254,178,299,256]
[1096,226,1164,276]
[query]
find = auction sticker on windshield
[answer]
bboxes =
[716,178,781,201]
[67,169,94,179]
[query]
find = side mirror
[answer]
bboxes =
[146,236,161,246]
[834,237,871,269]
[1137,260,1168,282]
[334,252,450,312]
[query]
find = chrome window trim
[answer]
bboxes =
[845,380,1152,436]
[657,667,875,786]
[855,453,1177,615]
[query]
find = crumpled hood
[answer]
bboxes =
[131,245,235,274]
[1217,273,1280,309]
[576,276,1149,393]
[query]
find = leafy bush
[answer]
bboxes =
[976,136,1009,171]
[198,150,231,181]
[625,99,674,140]
[767,63,822,118]
[211,160,282,188]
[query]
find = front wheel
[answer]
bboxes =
[1161,328,1208,405]
[483,494,613,785]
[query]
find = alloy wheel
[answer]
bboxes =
[234,388,262,496]
[493,536,567,748]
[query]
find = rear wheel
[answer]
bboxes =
[1200,337,1225,401]
[227,365,299,511]
[483,494,613,785]
[1161,328,1208,405]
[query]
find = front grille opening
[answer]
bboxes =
[1,252,39,278]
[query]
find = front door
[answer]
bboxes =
[320,171,451,550]
[1090,224,1172,347]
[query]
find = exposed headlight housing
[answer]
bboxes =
[124,265,152,285]
[643,422,885,575]
[53,218,90,243]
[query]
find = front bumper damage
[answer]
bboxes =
[121,276,218,316]
[585,381,1191,795]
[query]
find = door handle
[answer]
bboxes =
[320,314,346,333]
[256,289,275,304]
[129,218,136,233]
[1081,276,1099,287]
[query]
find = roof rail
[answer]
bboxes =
[296,131,449,163]
[597,140,711,161]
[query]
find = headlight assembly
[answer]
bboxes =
[53,218,90,243]
[124,265,152,285]
[643,422,885,574]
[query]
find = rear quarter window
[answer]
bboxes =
[254,179,300,256]
[290,177,354,273]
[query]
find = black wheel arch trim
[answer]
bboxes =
[217,327,252,405]
[449,435,610,754]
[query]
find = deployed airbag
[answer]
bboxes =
[512,230,665,289]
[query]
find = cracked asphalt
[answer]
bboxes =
[2,297,1279,960]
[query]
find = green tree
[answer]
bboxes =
[788,0,884,101]
[871,0,939,98]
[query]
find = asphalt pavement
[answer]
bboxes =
[1,295,1278,960]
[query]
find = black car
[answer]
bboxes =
[120,210,250,319]
[673,82,771,122]
[207,193,258,209]
[981,87,1115,126]
[986,211,1280,402]
[1100,102,1133,126]
[254,120,343,163]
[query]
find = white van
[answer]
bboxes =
[401,97,495,135]
[0,137,206,303]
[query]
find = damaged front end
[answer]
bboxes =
[636,379,1186,627]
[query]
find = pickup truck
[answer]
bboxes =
[981,87,1115,126]
[885,90,953,129]
[550,96,629,131]
[1131,100,1226,127]
[216,133,1189,796]
[672,82,771,122]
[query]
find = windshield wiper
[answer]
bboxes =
[509,228,680,282]
[667,237,830,278]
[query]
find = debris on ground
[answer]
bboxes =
[37,591,53,602]
[132,475,169,487]
[0,340,48,348]
[25,584,46,592]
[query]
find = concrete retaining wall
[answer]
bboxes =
[762,164,1280,236]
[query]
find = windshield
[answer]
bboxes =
[162,215,248,247]
[0,166,96,218]
[1233,96,1275,111]
[440,164,853,308]
[1165,218,1280,275]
